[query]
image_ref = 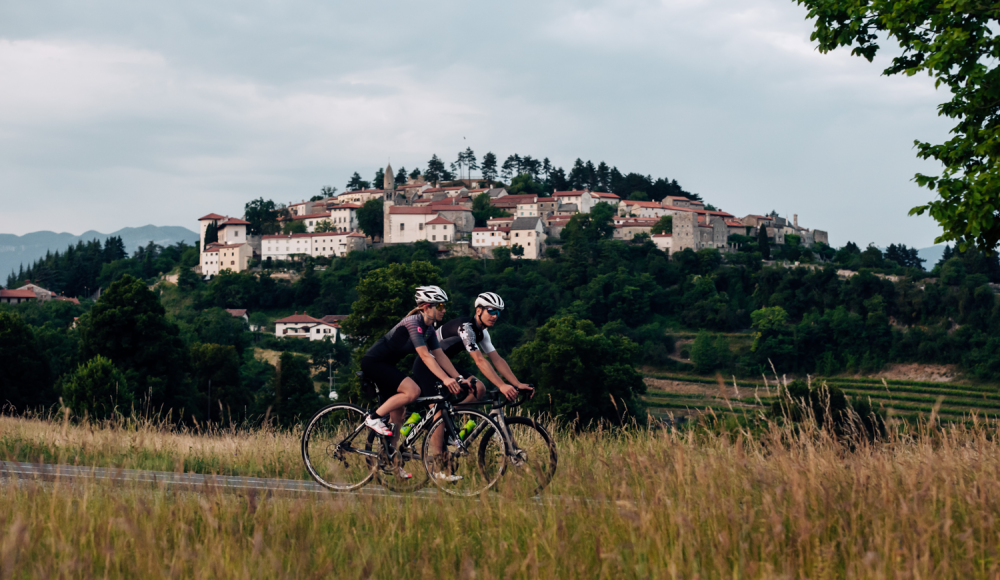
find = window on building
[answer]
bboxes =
[432,235,436,241]
[443,235,448,241]
[418,223,424,230]
[400,223,405,231]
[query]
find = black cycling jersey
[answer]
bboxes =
[364,314,441,365]
[435,315,496,359]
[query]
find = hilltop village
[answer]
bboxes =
[197,163,828,276]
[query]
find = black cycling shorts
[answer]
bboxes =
[412,360,473,399]
[360,357,408,403]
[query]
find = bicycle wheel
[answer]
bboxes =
[489,416,558,496]
[422,409,506,497]
[302,404,380,491]
[368,424,431,493]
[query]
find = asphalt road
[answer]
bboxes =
[0,460,424,499]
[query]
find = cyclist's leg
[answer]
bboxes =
[412,360,449,455]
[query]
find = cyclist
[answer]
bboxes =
[361,286,468,467]
[412,291,533,405]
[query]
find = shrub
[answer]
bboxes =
[60,355,132,420]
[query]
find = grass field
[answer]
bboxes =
[4,413,1000,577]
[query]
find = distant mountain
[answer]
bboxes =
[0,225,199,280]
[917,244,948,268]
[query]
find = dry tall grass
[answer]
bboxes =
[2,413,1000,578]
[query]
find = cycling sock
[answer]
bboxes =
[368,411,385,420]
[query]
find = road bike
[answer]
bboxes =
[301,374,507,497]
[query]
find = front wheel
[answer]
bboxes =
[422,409,506,497]
[302,404,380,492]
[491,416,558,496]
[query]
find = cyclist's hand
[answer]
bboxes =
[444,377,462,395]
[499,383,518,401]
[516,383,535,399]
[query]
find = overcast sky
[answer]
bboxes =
[0,0,952,247]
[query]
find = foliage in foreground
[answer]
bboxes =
[3,414,1000,578]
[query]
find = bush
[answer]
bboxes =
[60,355,132,420]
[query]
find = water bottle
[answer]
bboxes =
[400,412,421,437]
[458,419,476,440]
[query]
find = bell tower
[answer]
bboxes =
[384,162,395,192]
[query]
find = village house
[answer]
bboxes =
[472,225,511,250]
[0,288,37,304]
[383,205,473,244]
[198,214,253,276]
[262,231,366,260]
[335,189,385,205]
[652,233,673,253]
[509,217,545,259]
[274,312,340,341]
[618,199,671,219]
[612,217,659,241]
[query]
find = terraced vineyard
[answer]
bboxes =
[642,372,1000,424]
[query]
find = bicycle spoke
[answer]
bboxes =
[492,416,558,496]
[423,409,505,497]
[302,404,379,491]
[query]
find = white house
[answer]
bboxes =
[385,206,473,244]
[0,289,37,304]
[472,225,511,250]
[652,234,673,253]
[509,217,545,259]
[262,232,367,261]
[199,214,253,275]
[335,189,384,205]
[327,203,360,232]
[619,200,671,218]
[274,312,340,341]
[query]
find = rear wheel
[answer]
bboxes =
[302,404,380,491]
[422,409,506,496]
[491,416,558,496]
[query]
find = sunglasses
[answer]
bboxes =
[433,303,447,311]
[486,308,502,316]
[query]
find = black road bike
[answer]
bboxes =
[301,374,507,497]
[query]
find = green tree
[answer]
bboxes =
[320,185,337,197]
[373,167,385,188]
[346,172,369,191]
[203,221,219,250]
[472,192,511,227]
[60,355,132,420]
[268,351,325,426]
[511,244,525,257]
[690,330,719,373]
[282,220,307,235]
[757,226,771,260]
[244,198,280,236]
[425,154,447,185]
[0,311,54,412]
[190,343,249,424]
[651,215,673,235]
[356,199,385,240]
[314,219,335,233]
[507,174,544,196]
[797,0,1000,252]
[78,274,194,420]
[628,191,649,201]
[511,316,646,425]
[750,306,788,352]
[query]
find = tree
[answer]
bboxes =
[0,311,54,412]
[267,351,325,426]
[282,220,307,235]
[757,226,771,260]
[244,198,280,236]
[425,154,447,185]
[409,168,422,181]
[103,236,127,262]
[511,316,646,425]
[321,185,337,197]
[190,343,249,424]
[511,244,525,258]
[690,330,719,373]
[481,152,498,184]
[309,195,324,202]
[373,167,385,189]
[203,221,219,250]
[394,166,407,184]
[797,0,1000,253]
[60,355,132,420]
[356,199,384,241]
[314,219,335,233]
[507,174,544,196]
[472,192,512,227]
[78,274,195,419]
[651,215,673,235]
[628,191,649,201]
[346,172,370,191]
[750,306,789,352]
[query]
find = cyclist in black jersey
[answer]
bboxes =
[361,286,466,456]
[412,291,533,403]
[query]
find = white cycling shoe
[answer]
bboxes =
[365,415,393,436]
[433,472,464,482]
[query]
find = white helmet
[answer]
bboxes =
[475,292,505,310]
[414,285,448,304]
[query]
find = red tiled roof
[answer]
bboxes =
[203,243,246,253]
[661,205,701,213]
[704,210,734,217]
[292,212,332,220]
[552,190,585,197]
[220,218,250,227]
[687,200,704,205]
[330,203,361,209]
[622,200,664,208]
[1,289,37,298]
[426,216,455,225]
[653,233,672,237]
[226,309,247,317]
[275,312,323,324]
[389,206,471,214]
[199,213,226,221]
[429,197,471,206]
[725,220,744,227]
[590,191,620,199]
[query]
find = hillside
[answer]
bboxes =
[0,225,199,279]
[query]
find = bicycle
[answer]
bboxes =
[461,385,558,496]
[301,373,507,497]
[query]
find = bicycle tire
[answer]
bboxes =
[302,403,380,491]
[368,426,431,493]
[489,416,558,496]
[422,408,506,497]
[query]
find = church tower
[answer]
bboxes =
[384,162,395,192]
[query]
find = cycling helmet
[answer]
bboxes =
[475,292,505,310]
[414,285,448,304]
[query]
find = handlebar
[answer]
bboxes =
[488,383,534,410]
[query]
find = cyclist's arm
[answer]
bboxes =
[431,347,463,380]
[415,345,461,394]
[487,350,532,393]
[469,349,511,392]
